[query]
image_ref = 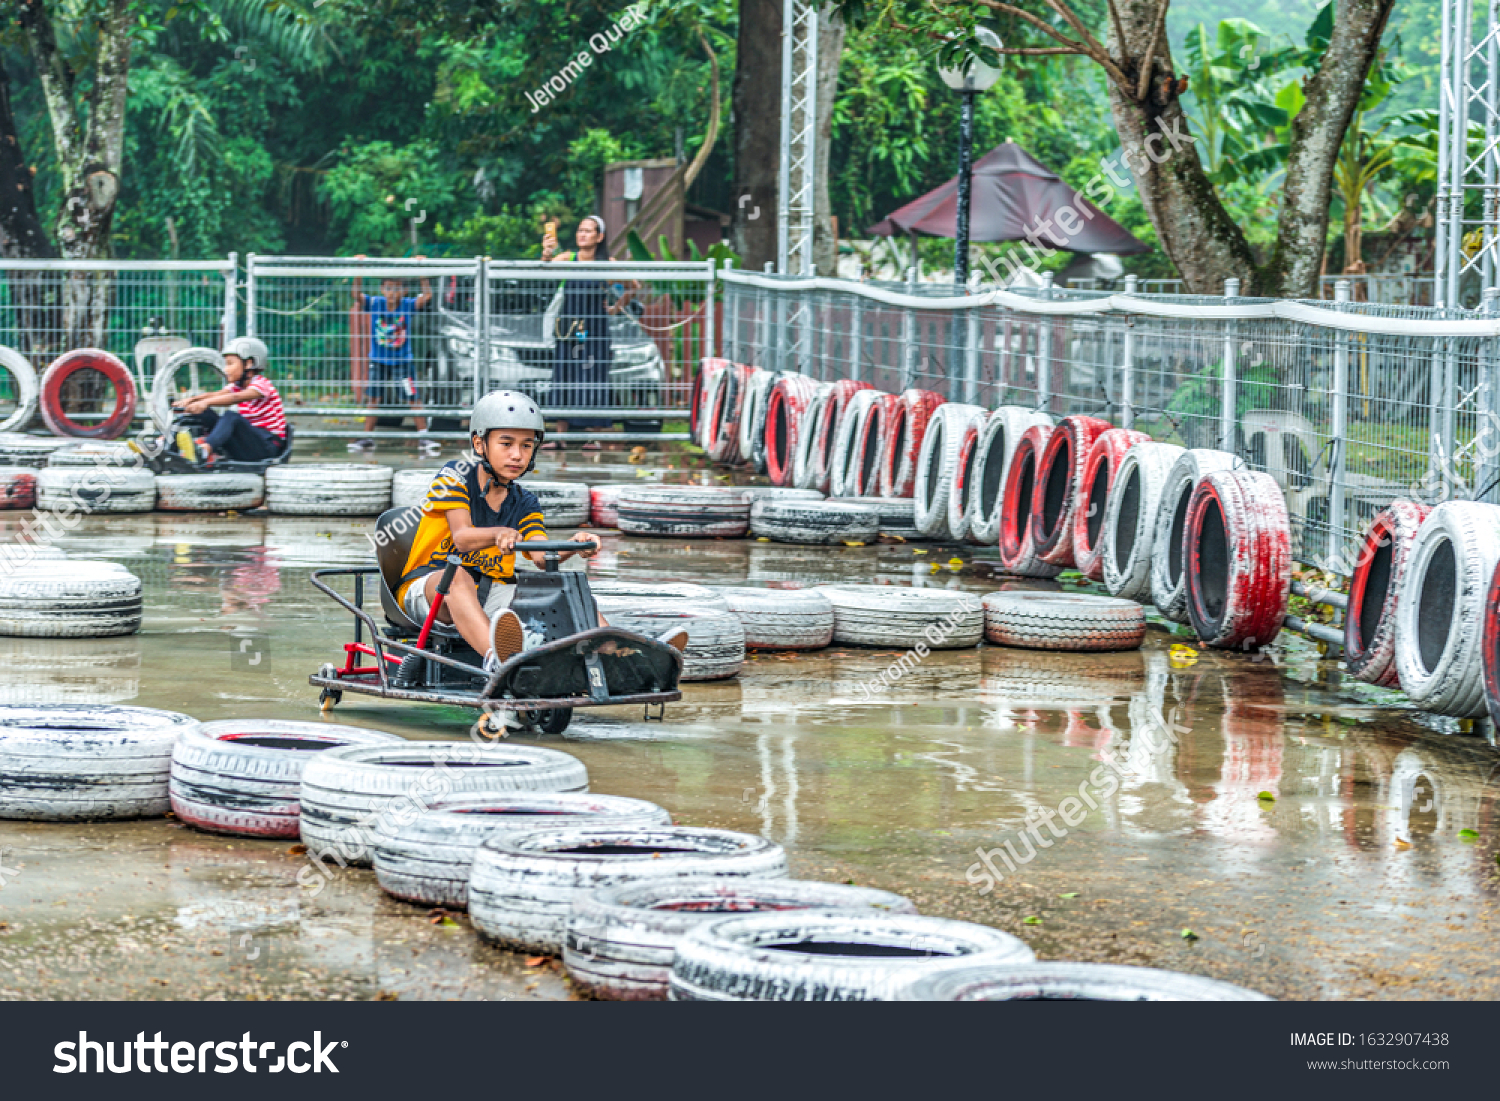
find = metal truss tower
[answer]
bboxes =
[777,0,819,276]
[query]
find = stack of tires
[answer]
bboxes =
[266,464,393,516]
[616,486,752,538]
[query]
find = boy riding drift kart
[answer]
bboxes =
[155,336,293,472]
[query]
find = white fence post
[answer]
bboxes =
[1330,280,1351,563]
[964,301,980,405]
[901,268,917,389]
[1482,287,1500,503]
[704,257,717,363]
[850,295,863,382]
[1220,277,1241,452]
[245,254,257,337]
[1121,273,1137,428]
[474,257,488,404]
[223,251,238,341]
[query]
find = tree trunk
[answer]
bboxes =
[812,6,845,277]
[1106,0,1257,294]
[0,56,60,364]
[1261,0,1394,298]
[732,0,782,270]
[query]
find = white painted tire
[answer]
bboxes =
[737,368,777,474]
[374,793,672,910]
[717,586,835,649]
[792,382,834,490]
[914,403,985,538]
[749,498,880,545]
[589,484,627,527]
[668,910,1034,1002]
[0,704,197,820]
[590,581,729,608]
[981,591,1147,652]
[155,473,264,511]
[1101,441,1184,602]
[0,560,143,638]
[1150,449,1237,621]
[946,410,989,543]
[526,480,592,528]
[970,407,1053,545]
[0,346,39,433]
[265,463,393,516]
[46,441,136,467]
[36,466,156,513]
[0,432,70,468]
[896,961,1272,1001]
[829,390,882,499]
[735,486,824,503]
[392,468,440,510]
[151,346,228,435]
[468,825,788,955]
[170,719,402,839]
[1394,500,1500,717]
[816,584,984,649]
[829,496,928,541]
[600,607,744,680]
[298,741,589,867]
[616,486,752,538]
[566,877,917,1001]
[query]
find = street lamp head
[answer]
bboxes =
[938,27,1004,92]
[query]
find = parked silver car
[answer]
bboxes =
[434,284,664,409]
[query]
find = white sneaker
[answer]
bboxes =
[418,439,442,457]
[658,626,690,652]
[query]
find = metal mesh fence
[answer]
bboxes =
[721,270,1500,574]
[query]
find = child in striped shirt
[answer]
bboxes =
[174,336,288,465]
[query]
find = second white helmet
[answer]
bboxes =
[471,390,545,439]
[221,335,269,371]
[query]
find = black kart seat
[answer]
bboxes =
[373,505,458,636]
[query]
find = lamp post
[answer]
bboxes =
[938,28,1003,288]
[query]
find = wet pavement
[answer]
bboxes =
[3,442,1500,1001]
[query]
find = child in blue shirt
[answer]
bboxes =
[352,262,438,455]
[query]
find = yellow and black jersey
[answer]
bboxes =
[395,458,546,602]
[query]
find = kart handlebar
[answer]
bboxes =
[511,538,601,574]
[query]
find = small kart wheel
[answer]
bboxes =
[535,707,573,735]
[319,687,341,712]
[319,663,338,679]
[475,712,508,741]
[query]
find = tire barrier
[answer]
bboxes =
[1346,500,1431,688]
[998,425,1063,578]
[981,591,1147,652]
[706,363,753,464]
[969,407,1053,546]
[565,877,918,1001]
[718,586,836,649]
[0,346,39,433]
[738,368,777,474]
[1150,449,1238,622]
[150,347,228,435]
[763,375,820,487]
[155,473,265,512]
[0,467,36,510]
[1100,441,1184,603]
[392,468,439,511]
[736,486,824,503]
[1071,428,1151,580]
[793,382,834,490]
[616,486,752,538]
[46,441,136,467]
[1184,469,1291,651]
[590,580,730,608]
[468,825,788,955]
[170,719,402,839]
[914,403,986,538]
[298,741,589,867]
[265,463,393,516]
[39,349,138,439]
[667,910,1034,1002]
[374,793,672,910]
[816,584,984,649]
[1030,414,1113,568]
[1395,500,1500,717]
[0,704,196,820]
[813,379,873,492]
[829,495,927,541]
[36,465,156,514]
[0,432,70,468]
[749,498,880,545]
[829,389,883,498]
[853,393,900,498]
[590,484,626,528]
[895,961,1272,1001]
[880,389,946,499]
[691,359,732,449]
[526,481,591,528]
[600,607,745,680]
[947,409,989,543]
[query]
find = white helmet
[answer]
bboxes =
[221,335,269,373]
[471,389,546,475]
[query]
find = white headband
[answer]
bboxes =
[588,215,606,237]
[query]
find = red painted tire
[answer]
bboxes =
[1483,555,1500,729]
[812,379,872,492]
[707,364,752,464]
[692,358,732,448]
[946,413,987,543]
[0,467,36,510]
[1184,469,1291,651]
[1071,428,1151,581]
[1030,415,1112,568]
[39,349,138,440]
[853,394,899,497]
[879,389,945,498]
[1346,500,1431,687]
[998,425,1063,578]
[763,375,818,487]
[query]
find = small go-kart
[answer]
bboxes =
[144,420,296,476]
[308,506,683,737]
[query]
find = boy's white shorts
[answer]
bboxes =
[403,575,515,624]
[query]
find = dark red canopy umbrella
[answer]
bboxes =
[866,142,1148,254]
